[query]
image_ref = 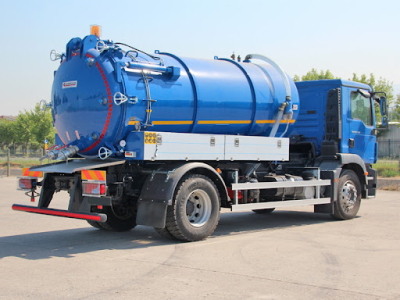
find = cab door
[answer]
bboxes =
[341,87,377,164]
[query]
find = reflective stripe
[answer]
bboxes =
[81,170,106,181]
[127,119,295,126]
[256,120,296,124]
[198,120,252,124]
[22,168,43,178]
[152,121,193,125]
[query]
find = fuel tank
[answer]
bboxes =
[51,35,299,158]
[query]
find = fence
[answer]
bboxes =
[377,139,400,158]
[0,147,44,158]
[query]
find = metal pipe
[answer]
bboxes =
[269,103,286,137]
[234,170,239,205]
[244,54,291,100]
[56,146,80,161]
[245,163,261,179]
[126,62,171,73]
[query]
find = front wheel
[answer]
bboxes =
[331,169,361,220]
[164,174,220,242]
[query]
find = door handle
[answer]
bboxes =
[349,138,355,148]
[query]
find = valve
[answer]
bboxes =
[39,149,58,161]
[39,99,51,111]
[95,40,110,53]
[98,147,113,160]
[50,50,62,61]
[114,92,128,105]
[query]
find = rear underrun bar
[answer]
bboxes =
[12,204,107,222]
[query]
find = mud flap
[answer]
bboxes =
[314,170,336,214]
[136,162,226,228]
[136,202,168,228]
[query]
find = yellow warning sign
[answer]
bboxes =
[144,132,157,144]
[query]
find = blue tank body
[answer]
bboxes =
[51,35,299,158]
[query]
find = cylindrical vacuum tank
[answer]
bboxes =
[51,35,299,158]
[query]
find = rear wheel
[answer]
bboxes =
[154,227,175,239]
[87,220,105,229]
[331,169,361,220]
[88,205,137,232]
[164,174,220,242]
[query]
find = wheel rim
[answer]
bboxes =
[341,180,357,212]
[111,205,134,220]
[185,189,212,227]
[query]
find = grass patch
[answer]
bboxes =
[373,160,400,177]
[0,159,43,168]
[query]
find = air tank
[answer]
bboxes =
[50,35,299,159]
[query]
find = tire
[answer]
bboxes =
[87,220,106,230]
[164,174,220,242]
[252,208,275,214]
[154,227,175,239]
[95,206,137,232]
[331,169,361,220]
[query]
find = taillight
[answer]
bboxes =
[18,178,37,190]
[82,182,106,197]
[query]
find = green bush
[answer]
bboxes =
[373,160,400,177]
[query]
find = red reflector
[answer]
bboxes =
[19,178,34,189]
[82,182,106,196]
[100,184,106,195]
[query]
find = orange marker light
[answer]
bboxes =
[90,25,101,38]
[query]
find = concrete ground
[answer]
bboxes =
[0,176,399,300]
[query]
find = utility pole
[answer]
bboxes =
[7,148,10,177]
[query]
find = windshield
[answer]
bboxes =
[350,91,373,126]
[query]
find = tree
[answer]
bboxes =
[350,73,394,123]
[293,68,337,82]
[14,103,56,155]
[391,94,400,121]
[29,103,56,146]
[0,119,16,149]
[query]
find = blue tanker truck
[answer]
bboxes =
[14,30,388,241]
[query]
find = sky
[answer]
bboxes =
[0,0,399,116]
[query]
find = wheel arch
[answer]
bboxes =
[339,153,368,198]
[341,163,366,186]
[316,153,368,207]
[183,166,228,208]
[136,162,228,228]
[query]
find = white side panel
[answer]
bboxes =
[144,132,225,161]
[231,198,331,212]
[225,135,289,161]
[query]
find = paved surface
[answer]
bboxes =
[0,176,399,300]
[378,178,400,190]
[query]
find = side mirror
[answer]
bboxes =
[380,97,388,128]
[382,116,388,127]
[380,96,387,116]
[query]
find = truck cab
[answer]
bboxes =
[292,80,378,163]
[292,79,387,200]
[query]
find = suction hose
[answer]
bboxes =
[245,54,293,137]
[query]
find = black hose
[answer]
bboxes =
[115,42,161,62]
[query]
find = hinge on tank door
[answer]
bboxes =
[140,71,157,128]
